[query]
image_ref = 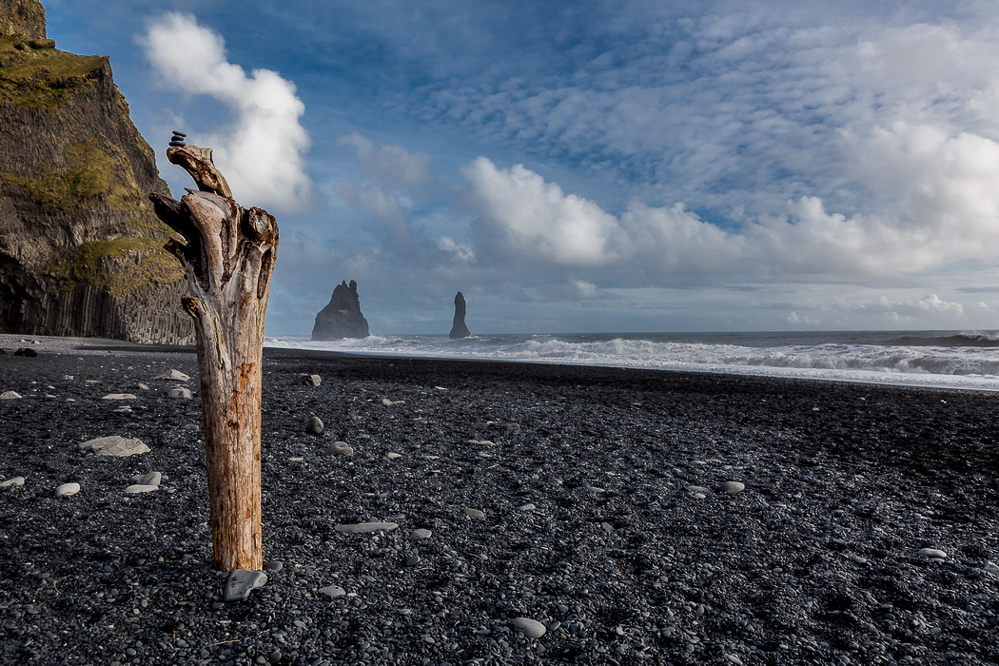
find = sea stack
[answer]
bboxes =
[312,280,370,340]
[449,291,471,339]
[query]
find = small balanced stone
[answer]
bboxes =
[55,482,80,497]
[172,130,187,137]
[721,481,745,494]
[306,416,324,435]
[511,617,547,639]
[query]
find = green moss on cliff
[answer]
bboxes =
[0,34,104,108]
[50,237,184,298]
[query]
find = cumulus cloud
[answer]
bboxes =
[142,13,310,211]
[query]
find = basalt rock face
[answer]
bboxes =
[449,291,470,339]
[312,280,370,340]
[0,1,193,344]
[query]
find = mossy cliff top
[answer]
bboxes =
[0,0,46,41]
[0,34,105,108]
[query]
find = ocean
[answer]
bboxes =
[264,330,999,392]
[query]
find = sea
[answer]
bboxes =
[264,330,999,392]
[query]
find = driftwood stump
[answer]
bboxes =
[149,143,278,571]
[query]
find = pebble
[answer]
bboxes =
[721,481,745,494]
[0,477,26,488]
[297,374,321,386]
[983,561,999,575]
[464,507,485,518]
[386,452,403,460]
[55,482,80,497]
[381,398,394,406]
[130,472,162,486]
[79,436,150,457]
[319,585,346,599]
[325,441,354,456]
[517,503,537,511]
[223,570,267,602]
[156,369,191,381]
[263,561,284,572]
[0,391,22,399]
[687,485,711,494]
[168,387,193,399]
[102,393,137,400]
[13,348,37,357]
[124,484,159,494]
[511,617,547,639]
[917,548,947,559]
[305,416,324,435]
[405,555,421,567]
[411,528,433,540]
[334,522,399,534]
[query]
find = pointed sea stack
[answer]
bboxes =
[312,280,370,340]
[449,291,471,339]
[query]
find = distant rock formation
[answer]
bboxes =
[312,280,370,340]
[0,0,193,344]
[449,291,470,339]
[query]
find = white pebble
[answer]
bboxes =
[55,482,80,497]
[511,617,546,639]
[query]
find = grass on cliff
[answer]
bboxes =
[49,237,185,299]
[0,35,106,108]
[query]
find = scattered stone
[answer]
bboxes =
[405,555,421,567]
[517,503,537,511]
[136,383,150,391]
[386,452,403,460]
[464,507,485,518]
[325,441,354,456]
[1,391,22,400]
[263,561,284,572]
[130,472,162,486]
[411,528,432,540]
[918,548,947,559]
[0,477,25,488]
[983,561,999,576]
[14,348,37,357]
[55,482,80,497]
[169,387,193,399]
[319,585,346,599]
[297,374,322,386]
[223,569,267,603]
[125,484,159,494]
[79,436,150,457]
[511,617,547,639]
[721,481,745,494]
[687,485,711,494]
[156,369,191,381]
[334,522,399,534]
[306,416,324,435]
[102,393,137,400]
[381,398,394,407]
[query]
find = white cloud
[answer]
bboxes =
[142,13,310,211]
[459,157,621,266]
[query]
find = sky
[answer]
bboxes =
[42,0,999,335]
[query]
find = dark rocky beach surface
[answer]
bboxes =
[1,336,998,665]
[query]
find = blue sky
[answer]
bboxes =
[44,0,999,335]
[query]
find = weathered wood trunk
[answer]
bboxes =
[148,143,278,571]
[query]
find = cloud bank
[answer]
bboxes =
[142,13,310,211]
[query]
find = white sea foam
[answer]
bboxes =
[265,330,999,392]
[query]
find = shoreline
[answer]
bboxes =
[1,339,997,664]
[4,332,999,394]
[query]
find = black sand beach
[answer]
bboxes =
[1,337,998,665]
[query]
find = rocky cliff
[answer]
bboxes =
[449,291,470,339]
[0,0,193,344]
[312,280,370,340]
